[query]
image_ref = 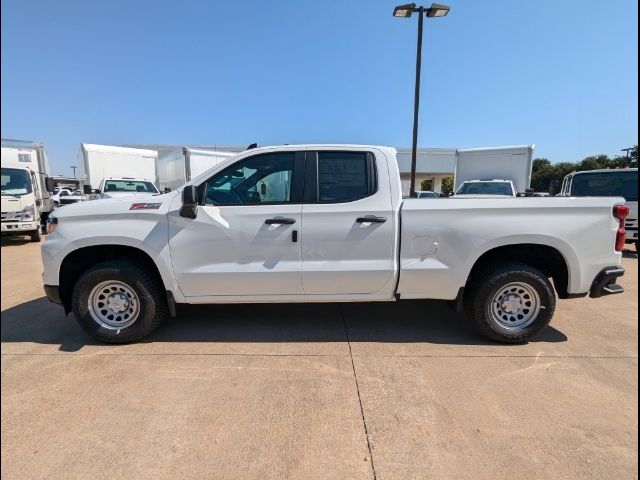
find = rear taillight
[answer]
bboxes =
[613,205,629,252]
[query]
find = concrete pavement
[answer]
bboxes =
[1,239,638,479]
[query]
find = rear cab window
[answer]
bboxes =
[306,151,377,203]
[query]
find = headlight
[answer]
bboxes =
[20,204,35,222]
[46,216,58,235]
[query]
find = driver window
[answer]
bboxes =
[200,153,295,205]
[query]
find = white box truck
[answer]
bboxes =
[1,139,54,241]
[454,145,534,196]
[156,147,238,191]
[79,144,160,199]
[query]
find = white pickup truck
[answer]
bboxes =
[42,145,629,344]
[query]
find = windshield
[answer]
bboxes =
[570,171,638,201]
[1,168,32,196]
[103,180,158,193]
[456,182,513,196]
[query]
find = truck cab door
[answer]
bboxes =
[300,149,397,296]
[168,150,305,298]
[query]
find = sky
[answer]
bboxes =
[1,0,638,176]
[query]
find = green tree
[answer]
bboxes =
[441,176,454,194]
[420,179,433,191]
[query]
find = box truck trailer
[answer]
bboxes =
[454,145,534,195]
[1,139,53,241]
[156,147,238,191]
[79,144,160,199]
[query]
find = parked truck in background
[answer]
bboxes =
[79,144,160,199]
[560,168,638,250]
[454,145,534,195]
[156,147,237,192]
[43,144,628,344]
[1,139,53,242]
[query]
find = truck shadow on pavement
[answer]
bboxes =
[1,297,567,352]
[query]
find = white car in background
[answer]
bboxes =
[84,178,160,200]
[454,179,517,197]
[415,190,439,198]
[57,190,85,206]
[51,189,75,206]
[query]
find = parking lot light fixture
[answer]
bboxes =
[393,2,451,197]
[393,3,417,17]
[426,3,450,17]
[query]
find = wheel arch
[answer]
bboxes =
[465,241,574,299]
[59,244,169,314]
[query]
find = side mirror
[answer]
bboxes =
[45,177,56,192]
[164,187,171,193]
[83,184,93,194]
[179,185,198,219]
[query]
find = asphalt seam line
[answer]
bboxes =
[340,303,377,480]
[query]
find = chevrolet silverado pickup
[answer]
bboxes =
[42,145,629,344]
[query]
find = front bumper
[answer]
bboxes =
[589,266,625,298]
[43,285,62,304]
[1,221,39,233]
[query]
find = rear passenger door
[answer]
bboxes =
[300,149,396,295]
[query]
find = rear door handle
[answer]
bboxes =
[265,217,296,225]
[356,216,387,224]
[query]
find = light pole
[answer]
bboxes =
[393,2,450,197]
[70,166,78,178]
[621,147,633,159]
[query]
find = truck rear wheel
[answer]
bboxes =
[464,262,556,343]
[71,260,168,343]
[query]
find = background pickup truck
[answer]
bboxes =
[42,145,629,344]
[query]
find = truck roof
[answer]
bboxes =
[567,168,638,176]
[81,143,158,157]
[232,144,398,155]
[1,138,44,149]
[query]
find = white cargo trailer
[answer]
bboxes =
[79,144,159,198]
[454,145,534,194]
[1,139,53,241]
[156,147,237,191]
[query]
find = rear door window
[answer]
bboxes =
[315,152,376,203]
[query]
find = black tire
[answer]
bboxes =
[30,229,42,242]
[72,260,168,343]
[464,262,556,344]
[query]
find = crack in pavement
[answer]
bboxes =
[340,303,377,480]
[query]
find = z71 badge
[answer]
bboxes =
[129,203,162,210]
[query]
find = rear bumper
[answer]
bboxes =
[589,266,625,298]
[43,285,62,304]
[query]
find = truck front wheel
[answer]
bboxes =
[464,262,556,343]
[30,229,42,242]
[71,260,168,343]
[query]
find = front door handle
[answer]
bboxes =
[265,217,296,225]
[356,216,387,224]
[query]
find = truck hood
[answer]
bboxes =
[50,191,179,219]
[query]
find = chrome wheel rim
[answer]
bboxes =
[88,280,140,329]
[489,281,541,330]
